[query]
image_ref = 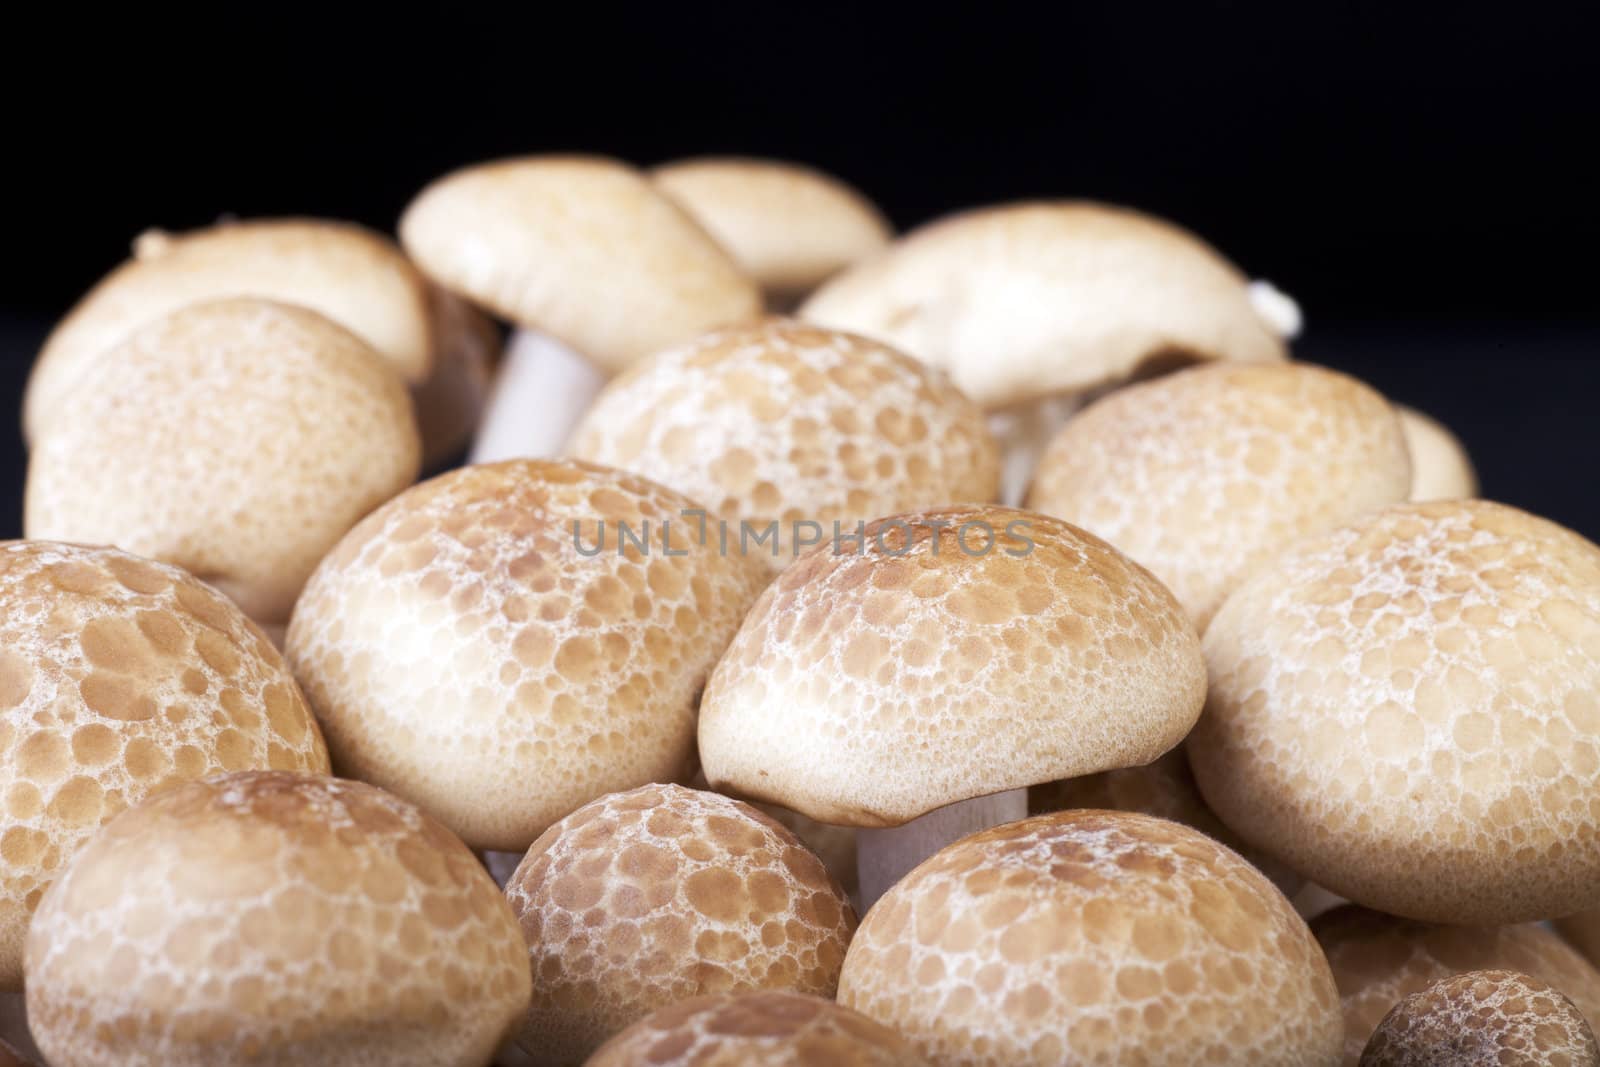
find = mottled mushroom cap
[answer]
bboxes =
[839,810,1343,1067]
[0,541,329,989]
[568,319,1000,569]
[584,991,927,1067]
[800,201,1288,409]
[24,298,421,625]
[1191,499,1600,924]
[1397,405,1479,501]
[286,460,769,851]
[24,218,432,441]
[1313,906,1600,1066]
[698,506,1204,827]
[651,158,893,303]
[1559,911,1600,972]
[24,772,529,1067]
[1360,970,1600,1067]
[399,155,762,373]
[1027,362,1412,629]
[505,784,856,1066]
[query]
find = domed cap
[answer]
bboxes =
[1397,405,1479,501]
[286,460,769,851]
[25,298,421,625]
[506,783,855,1065]
[1360,970,1599,1067]
[651,157,892,301]
[399,155,761,373]
[1027,361,1412,628]
[25,218,432,440]
[0,541,329,989]
[698,506,1205,827]
[568,318,1000,568]
[839,810,1343,1066]
[585,991,927,1067]
[1313,906,1600,1066]
[1191,499,1600,925]
[23,771,530,1067]
[800,201,1288,408]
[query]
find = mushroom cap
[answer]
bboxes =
[698,506,1204,827]
[1191,499,1600,924]
[568,318,1001,569]
[285,459,769,851]
[24,771,529,1067]
[1558,911,1600,972]
[1396,405,1479,501]
[584,991,927,1067]
[1359,969,1600,1067]
[413,284,499,468]
[799,201,1288,408]
[838,810,1343,1066]
[24,298,420,625]
[399,155,762,373]
[1026,362,1413,629]
[505,783,856,1066]
[1313,906,1600,1066]
[24,218,432,441]
[0,541,330,989]
[1029,749,1302,897]
[651,157,893,300]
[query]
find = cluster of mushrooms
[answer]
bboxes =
[0,153,1596,1067]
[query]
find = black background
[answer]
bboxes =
[3,5,1596,536]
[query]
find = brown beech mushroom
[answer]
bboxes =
[286,459,768,852]
[504,783,855,1065]
[415,284,500,469]
[24,772,529,1066]
[1027,362,1413,628]
[1396,404,1479,501]
[1360,970,1600,1067]
[0,541,330,989]
[569,318,1001,568]
[399,155,762,463]
[1313,906,1600,1066]
[698,505,1205,907]
[651,157,893,307]
[800,202,1295,503]
[1191,499,1600,925]
[839,811,1343,1066]
[24,298,420,629]
[584,991,927,1067]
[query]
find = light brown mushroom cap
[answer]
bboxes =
[24,298,420,625]
[698,506,1205,827]
[839,810,1343,1066]
[651,158,893,301]
[1359,969,1600,1067]
[1191,499,1600,924]
[1029,749,1302,897]
[584,991,927,1067]
[24,771,529,1067]
[285,460,768,852]
[399,155,762,373]
[799,201,1288,409]
[506,784,856,1066]
[413,284,499,468]
[1026,362,1413,629]
[1396,405,1479,501]
[0,541,330,989]
[568,319,1001,568]
[1559,910,1600,972]
[24,218,432,441]
[1313,906,1600,1066]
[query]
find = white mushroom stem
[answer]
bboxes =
[856,789,1029,911]
[468,329,606,463]
[1248,279,1303,339]
[989,395,1081,506]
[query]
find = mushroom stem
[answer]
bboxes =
[990,396,1080,506]
[469,329,606,463]
[856,789,1029,911]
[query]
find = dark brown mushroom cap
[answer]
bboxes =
[1360,969,1600,1067]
